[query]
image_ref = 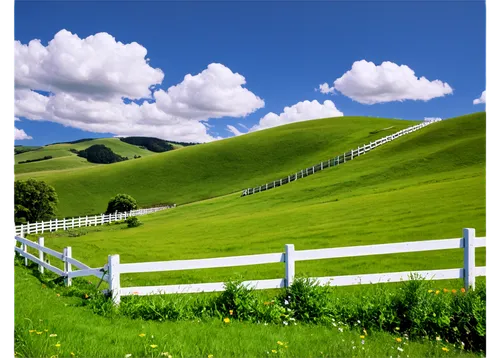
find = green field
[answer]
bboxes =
[15,112,487,357]
[16,116,419,217]
[14,138,164,175]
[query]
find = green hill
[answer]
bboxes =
[24,112,485,290]
[15,116,420,217]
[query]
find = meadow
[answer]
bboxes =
[15,112,486,357]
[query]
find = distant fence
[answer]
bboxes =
[241,119,442,197]
[15,205,176,236]
[15,227,483,305]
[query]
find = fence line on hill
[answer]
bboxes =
[14,227,485,305]
[15,205,176,236]
[241,119,442,197]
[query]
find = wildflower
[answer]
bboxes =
[289,317,296,321]
[396,338,402,343]
[56,293,60,297]
[36,331,42,335]
[223,317,230,323]
[452,289,457,294]
[360,335,365,339]
[138,333,146,337]
[461,288,466,293]
[397,347,404,352]
[229,310,233,315]
[284,299,289,305]
[71,353,75,357]
[428,289,434,293]
[161,353,171,357]
[264,301,271,305]
[125,355,132,358]
[150,345,158,349]
[338,327,343,332]
[208,355,213,358]
[435,290,440,295]
[436,336,442,341]
[361,340,365,345]
[283,321,288,326]
[264,323,268,326]
[442,347,449,352]
[357,320,361,324]
[395,327,400,331]
[84,294,89,299]
[55,343,61,348]
[352,346,356,349]
[49,334,57,337]
[29,330,35,333]
[271,350,277,354]
[363,328,368,336]
[44,329,48,332]
[277,341,284,346]
[443,288,448,293]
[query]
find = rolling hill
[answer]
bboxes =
[15,116,420,217]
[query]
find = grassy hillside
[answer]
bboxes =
[16,116,419,217]
[29,112,486,290]
[14,138,159,175]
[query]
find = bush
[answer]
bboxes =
[106,194,138,214]
[215,280,258,321]
[15,179,58,223]
[126,216,142,228]
[77,144,127,164]
[17,155,53,164]
[119,137,174,153]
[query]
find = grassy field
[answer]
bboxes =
[16,116,418,217]
[24,112,485,290]
[14,263,479,358]
[14,138,161,175]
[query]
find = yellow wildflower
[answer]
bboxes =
[138,333,146,337]
[29,330,35,333]
[55,343,61,348]
[229,310,233,315]
[71,353,75,357]
[223,317,230,323]
[84,294,89,299]
[44,329,48,332]
[461,288,466,293]
[56,293,60,297]
[428,289,434,293]
[208,355,214,358]
[363,328,368,336]
[36,331,42,335]
[442,347,449,352]
[396,338,402,343]
[277,341,284,345]
[443,288,448,293]
[49,334,57,337]
[436,290,440,295]
[360,335,365,339]
[452,289,457,294]
[150,344,158,349]
[271,350,278,354]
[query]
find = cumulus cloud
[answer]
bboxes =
[332,60,453,104]
[14,30,264,142]
[15,127,32,140]
[316,82,335,95]
[251,100,343,132]
[473,90,486,105]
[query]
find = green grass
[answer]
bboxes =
[25,112,485,290]
[16,116,419,217]
[14,138,160,175]
[15,264,480,358]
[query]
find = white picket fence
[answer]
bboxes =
[242,119,442,197]
[15,205,176,236]
[14,227,482,305]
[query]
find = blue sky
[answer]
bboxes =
[14,0,486,146]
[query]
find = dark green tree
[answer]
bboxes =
[106,194,138,214]
[14,179,58,223]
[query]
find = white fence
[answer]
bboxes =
[15,205,176,236]
[14,235,109,286]
[14,228,485,305]
[242,119,442,197]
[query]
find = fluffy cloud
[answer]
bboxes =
[251,100,343,132]
[331,60,453,104]
[15,127,32,140]
[424,117,442,122]
[226,125,244,136]
[316,83,335,95]
[14,30,264,142]
[473,90,486,105]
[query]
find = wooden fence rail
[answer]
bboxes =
[241,119,442,197]
[15,205,176,236]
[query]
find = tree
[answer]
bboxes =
[106,194,138,214]
[14,179,58,223]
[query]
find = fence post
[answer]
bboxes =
[22,242,28,266]
[284,244,295,288]
[108,254,121,305]
[27,222,31,234]
[463,228,476,291]
[63,247,72,287]
[94,215,97,226]
[343,152,346,163]
[72,217,75,228]
[55,219,58,231]
[38,237,44,274]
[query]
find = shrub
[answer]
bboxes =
[14,179,58,223]
[77,144,127,164]
[17,155,53,164]
[106,194,138,214]
[215,279,258,321]
[119,137,174,153]
[126,216,142,228]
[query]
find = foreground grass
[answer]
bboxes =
[16,116,417,217]
[15,264,480,358]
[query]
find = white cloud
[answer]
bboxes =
[15,127,32,140]
[316,82,335,95]
[473,90,486,105]
[226,125,244,136]
[424,117,442,122]
[251,100,343,132]
[14,117,20,121]
[14,30,264,142]
[332,60,453,104]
